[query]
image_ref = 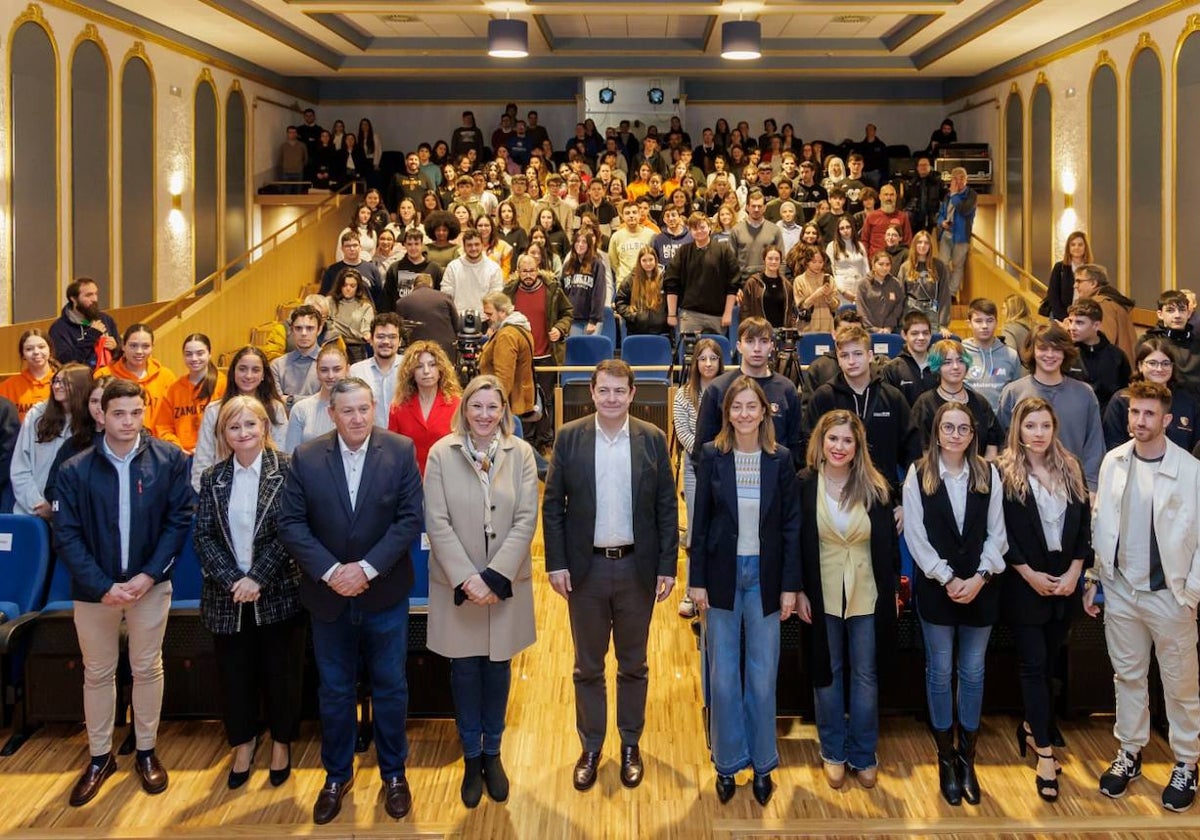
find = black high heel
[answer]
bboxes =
[227,737,258,790]
[1034,749,1059,802]
[269,743,291,787]
[1016,723,1063,775]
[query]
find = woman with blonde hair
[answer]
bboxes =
[996,398,1090,803]
[424,375,538,808]
[899,230,952,328]
[797,410,898,790]
[1001,294,1035,362]
[388,340,462,475]
[903,402,1007,807]
[689,376,801,806]
[614,246,670,337]
[194,395,303,790]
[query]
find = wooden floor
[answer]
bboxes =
[3,541,1199,839]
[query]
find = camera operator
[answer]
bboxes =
[479,291,537,433]
[395,273,460,362]
[506,254,573,452]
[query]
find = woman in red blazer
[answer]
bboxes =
[388,340,461,474]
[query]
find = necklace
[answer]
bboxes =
[938,385,967,403]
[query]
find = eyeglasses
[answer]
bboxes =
[1142,359,1173,369]
[939,422,973,437]
[51,378,68,387]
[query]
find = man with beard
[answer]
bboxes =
[906,155,944,233]
[386,153,435,217]
[50,278,120,369]
[859,184,914,258]
[794,161,827,223]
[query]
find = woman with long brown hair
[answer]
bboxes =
[785,244,838,333]
[614,246,670,337]
[11,362,92,517]
[0,328,57,421]
[1045,230,1093,321]
[388,340,462,475]
[996,398,1090,803]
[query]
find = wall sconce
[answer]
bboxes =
[168,171,185,210]
[1061,171,1075,209]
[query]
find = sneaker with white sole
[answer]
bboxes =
[1099,749,1141,798]
[1162,762,1198,812]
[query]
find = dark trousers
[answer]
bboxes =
[531,355,556,449]
[310,598,410,783]
[449,657,512,759]
[212,609,306,747]
[567,555,654,751]
[1011,617,1070,748]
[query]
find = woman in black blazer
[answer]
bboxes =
[193,395,304,790]
[689,376,801,808]
[796,410,898,791]
[1043,231,1091,321]
[996,397,1091,803]
[902,401,1008,807]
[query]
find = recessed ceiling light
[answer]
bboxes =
[833,15,872,24]
[380,14,419,24]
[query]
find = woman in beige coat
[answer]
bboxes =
[424,374,539,809]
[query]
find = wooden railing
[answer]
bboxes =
[964,235,1046,316]
[145,187,355,372]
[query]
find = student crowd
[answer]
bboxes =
[0,108,1197,824]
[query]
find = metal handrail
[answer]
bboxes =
[970,234,1047,295]
[143,184,358,330]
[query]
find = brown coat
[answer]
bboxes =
[423,433,539,661]
[1095,290,1137,366]
[479,320,537,415]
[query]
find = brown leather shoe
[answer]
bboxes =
[383,775,412,819]
[313,778,353,825]
[620,745,644,788]
[69,755,116,807]
[573,750,601,791]
[134,753,168,795]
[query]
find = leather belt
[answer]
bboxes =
[594,545,635,559]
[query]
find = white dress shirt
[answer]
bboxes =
[349,356,401,427]
[228,451,262,575]
[1029,476,1067,554]
[101,436,136,574]
[319,433,379,582]
[593,416,634,547]
[902,459,1008,585]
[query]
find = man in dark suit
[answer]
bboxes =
[278,378,424,825]
[542,359,679,792]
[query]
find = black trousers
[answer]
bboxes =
[1010,616,1070,748]
[212,609,306,747]
[530,355,557,449]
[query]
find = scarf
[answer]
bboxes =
[464,433,501,540]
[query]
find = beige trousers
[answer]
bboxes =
[1102,571,1200,764]
[73,581,172,755]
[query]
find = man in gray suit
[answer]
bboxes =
[542,359,679,792]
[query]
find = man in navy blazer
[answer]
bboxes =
[278,378,424,825]
[542,359,679,792]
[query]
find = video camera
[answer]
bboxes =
[456,309,487,386]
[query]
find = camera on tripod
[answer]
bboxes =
[677,330,703,384]
[456,309,487,386]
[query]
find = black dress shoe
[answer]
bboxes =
[752,773,774,806]
[620,745,644,788]
[715,774,736,804]
[135,753,169,795]
[69,755,117,807]
[383,775,412,819]
[312,779,353,825]
[461,757,484,808]
[227,739,258,790]
[269,744,292,788]
[573,751,601,791]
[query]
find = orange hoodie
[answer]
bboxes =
[154,371,228,453]
[94,357,178,428]
[0,369,53,421]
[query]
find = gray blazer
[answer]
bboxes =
[542,415,679,593]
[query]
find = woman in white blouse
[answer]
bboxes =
[996,398,1091,803]
[902,402,1007,808]
[283,344,347,454]
[193,396,303,790]
[825,216,869,308]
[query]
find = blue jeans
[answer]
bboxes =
[310,599,410,783]
[449,657,512,758]
[568,320,594,338]
[920,619,992,732]
[704,555,781,776]
[814,614,878,769]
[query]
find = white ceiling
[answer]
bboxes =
[103,0,1147,82]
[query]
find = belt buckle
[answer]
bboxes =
[604,547,622,559]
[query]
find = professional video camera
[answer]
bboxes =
[773,326,803,384]
[677,330,703,385]
[456,309,487,386]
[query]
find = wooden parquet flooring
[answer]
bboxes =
[2,528,1198,839]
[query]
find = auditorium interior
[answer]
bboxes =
[0,0,1197,837]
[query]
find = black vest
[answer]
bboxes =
[913,471,1000,627]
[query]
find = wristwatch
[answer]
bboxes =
[977,571,993,583]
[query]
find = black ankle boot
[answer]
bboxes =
[933,728,962,806]
[957,726,981,805]
[481,753,509,802]
[461,756,484,808]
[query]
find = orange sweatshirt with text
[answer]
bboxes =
[154,371,228,452]
[94,357,177,431]
[0,369,53,421]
